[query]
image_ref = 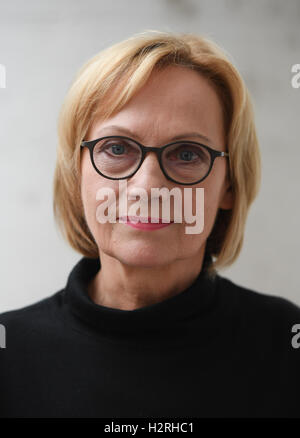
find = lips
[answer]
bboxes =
[118,216,174,224]
[117,216,174,231]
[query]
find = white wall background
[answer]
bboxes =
[0,0,300,312]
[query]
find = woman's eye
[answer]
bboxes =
[109,144,125,155]
[99,142,132,157]
[179,150,197,161]
[167,147,200,162]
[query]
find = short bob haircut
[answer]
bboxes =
[53,30,261,276]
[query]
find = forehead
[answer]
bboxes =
[89,65,225,147]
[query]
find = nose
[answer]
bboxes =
[128,151,168,192]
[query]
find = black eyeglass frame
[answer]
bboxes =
[80,135,230,186]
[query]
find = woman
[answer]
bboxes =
[1,30,300,418]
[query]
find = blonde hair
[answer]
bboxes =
[53,30,261,276]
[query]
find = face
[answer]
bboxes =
[80,65,233,268]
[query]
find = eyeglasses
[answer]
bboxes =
[80,135,230,186]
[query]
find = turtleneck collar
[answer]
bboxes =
[63,252,219,338]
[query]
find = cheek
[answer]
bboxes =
[192,181,223,236]
[81,174,97,226]
[204,188,220,216]
[80,154,94,216]
[81,170,120,238]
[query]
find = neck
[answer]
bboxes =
[87,246,207,311]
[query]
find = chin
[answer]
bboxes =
[108,242,174,268]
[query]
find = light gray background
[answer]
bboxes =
[0,0,299,312]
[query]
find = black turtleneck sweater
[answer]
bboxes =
[1,255,300,418]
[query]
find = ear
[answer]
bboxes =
[219,181,234,210]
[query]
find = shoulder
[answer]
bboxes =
[216,274,300,350]
[0,290,65,345]
[217,274,300,319]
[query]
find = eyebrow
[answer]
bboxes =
[94,125,213,145]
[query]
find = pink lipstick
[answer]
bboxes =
[118,216,174,231]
